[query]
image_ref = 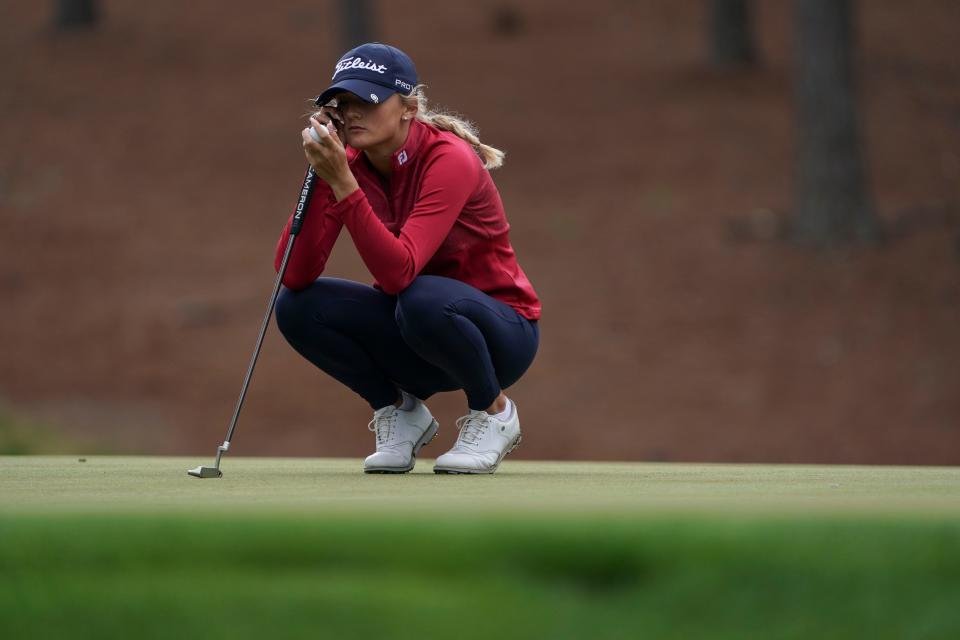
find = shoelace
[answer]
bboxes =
[454,412,490,447]
[367,410,398,446]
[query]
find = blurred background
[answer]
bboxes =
[0,0,957,463]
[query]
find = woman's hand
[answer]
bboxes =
[301,114,359,201]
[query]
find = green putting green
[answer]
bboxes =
[4,455,959,515]
[2,457,959,639]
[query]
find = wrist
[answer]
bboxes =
[329,174,360,202]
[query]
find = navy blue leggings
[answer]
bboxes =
[275,275,540,411]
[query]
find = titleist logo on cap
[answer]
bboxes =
[333,57,387,78]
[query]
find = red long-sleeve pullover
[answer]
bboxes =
[274,119,541,321]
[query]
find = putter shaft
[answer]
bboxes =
[188,167,317,479]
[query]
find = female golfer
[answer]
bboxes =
[274,43,540,474]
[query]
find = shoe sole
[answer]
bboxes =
[433,432,522,475]
[364,419,439,474]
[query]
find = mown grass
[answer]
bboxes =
[1,457,959,638]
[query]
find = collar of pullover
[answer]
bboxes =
[346,118,429,181]
[387,117,427,173]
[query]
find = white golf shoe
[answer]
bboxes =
[363,397,439,474]
[433,400,522,474]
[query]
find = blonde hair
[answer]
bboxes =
[400,85,505,170]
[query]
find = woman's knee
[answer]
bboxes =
[395,276,451,333]
[275,286,311,340]
[276,279,338,338]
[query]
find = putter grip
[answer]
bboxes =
[289,166,317,236]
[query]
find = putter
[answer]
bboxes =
[188,166,318,479]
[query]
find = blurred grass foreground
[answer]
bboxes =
[1,457,959,638]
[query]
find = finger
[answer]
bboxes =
[325,126,344,148]
[321,106,343,125]
[323,111,344,136]
[309,117,330,143]
[314,123,343,151]
[313,117,344,144]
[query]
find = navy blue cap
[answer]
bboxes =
[315,43,418,107]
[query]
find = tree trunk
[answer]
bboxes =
[339,0,375,51]
[56,0,98,29]
[710,0,756,68]
[790,0,881,247]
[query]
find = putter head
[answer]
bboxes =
[187,465,222,479]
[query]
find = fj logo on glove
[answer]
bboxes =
[333,57,388,78]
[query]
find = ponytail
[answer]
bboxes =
[400,85,505,170]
